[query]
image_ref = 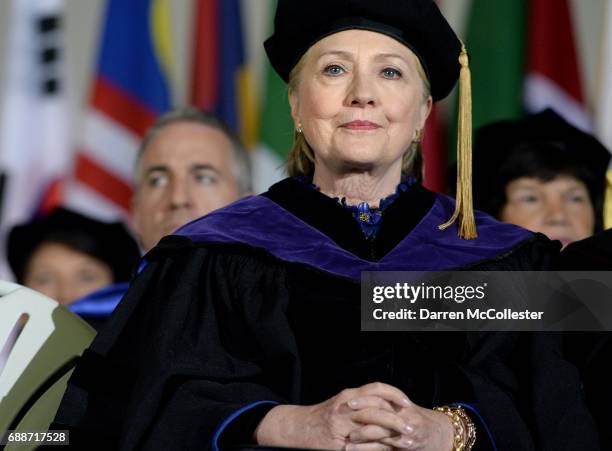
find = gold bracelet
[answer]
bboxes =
[433,405,476,451]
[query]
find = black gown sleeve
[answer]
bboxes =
[51,233,599,451]
[53,239,300,450]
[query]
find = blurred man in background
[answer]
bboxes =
[68,107,251,323]
[132,107,252,252]
[0,108,252,370]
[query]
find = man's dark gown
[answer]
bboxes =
[51,178,597,450]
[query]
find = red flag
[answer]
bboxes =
[524,0,590,131]
[65,0,174,220]
[421,0,447,193]
[422,105,447,193]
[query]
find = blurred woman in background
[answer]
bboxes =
[7,207,140,307]
[470,108,610,247]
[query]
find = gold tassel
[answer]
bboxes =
[438,41,477,239]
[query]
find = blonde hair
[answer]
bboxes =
[286,48,431,180]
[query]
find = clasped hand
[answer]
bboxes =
[255,382,454,450]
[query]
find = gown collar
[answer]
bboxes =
[300,176,417,240]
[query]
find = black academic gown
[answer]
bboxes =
[557,230,612,449]
[51,178,597,450]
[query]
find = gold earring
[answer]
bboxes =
[296,123,303,134]
[414,129,422,143]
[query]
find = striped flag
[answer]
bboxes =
[464,0,588,131]
[0,0,71,280]
[190,0,257,148]
[524,0,590,131]
[459,0,590,198]
[65,0,174,220]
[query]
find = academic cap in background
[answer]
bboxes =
[7,207,141,283]
[470,108,610,229]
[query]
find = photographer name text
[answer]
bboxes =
[372,308,544,320]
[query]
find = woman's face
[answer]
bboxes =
[23,242,114,306]
[289,29,432,176]
[501,175,595,247]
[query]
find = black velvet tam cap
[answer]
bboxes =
[471,108,611,229]
[7,207,141,283]
[264,0,462,101]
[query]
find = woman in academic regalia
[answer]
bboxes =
[7,207,139,307]
[51,1,598,450]
[6,207,140,325]
[468,109,612,449]
[469,108,610,247]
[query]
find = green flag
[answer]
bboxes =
[260,62,294,160]
[466,0,528,131]
[448,0,527,170]
[252,0,294,192]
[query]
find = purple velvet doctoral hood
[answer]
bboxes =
[174,193,534,281]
